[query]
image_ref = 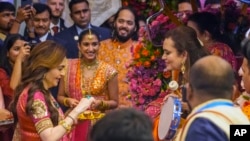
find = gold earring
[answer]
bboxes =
[78,51,82,58]
[181,61,185,75]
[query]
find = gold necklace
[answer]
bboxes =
[81,60,98,70]
[80,60,99,96]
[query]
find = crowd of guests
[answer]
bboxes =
[0,0,250,141]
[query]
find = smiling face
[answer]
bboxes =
[7,39,27,64]
[43,57,67,89]
[162,38,187,71]
[113,9,136,42]
[78,34,99,62]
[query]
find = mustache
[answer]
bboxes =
[118,27,129,32]
[36,27,45,29]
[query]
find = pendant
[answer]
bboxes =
[116,60,121,64]
[85,94,92,99]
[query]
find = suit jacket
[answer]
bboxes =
[0,39,3,49]
[59,18,67,32]
[55,24,111,58]
[51,18,67,36]
[26,32,66,45]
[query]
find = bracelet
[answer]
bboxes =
[99,100,109,110]
[63,98,69,107]
[14,19,21,24]
[59,120,71,133]
[67,115,77,125]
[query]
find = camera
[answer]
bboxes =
[24,40,38,49]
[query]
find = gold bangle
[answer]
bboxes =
[63,98,69,107]
[59,120,71,133]
[99,100,109,110]
[103,101,109,109]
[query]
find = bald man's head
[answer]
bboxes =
[189,56,235,98]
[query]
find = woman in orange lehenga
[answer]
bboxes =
[57,29,119,141]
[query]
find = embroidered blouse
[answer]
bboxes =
[16,87,69,141]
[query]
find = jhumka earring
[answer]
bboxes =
[87,29,93,40]
[181,61,185,75]
[78,51,82,58]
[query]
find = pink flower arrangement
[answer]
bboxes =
[147,13,177,46]
[121,0,178,17]
[122,0,161,17]
[127,13,176,110]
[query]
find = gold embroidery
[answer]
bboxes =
[78,110,105,120]
[31,100,47,119]
[35,118,53,134]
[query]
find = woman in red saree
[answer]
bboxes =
[0,34,30,141]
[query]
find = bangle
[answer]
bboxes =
[99,100,109,110]
[67,115,77,125]
[63,98,69,107]
[14,19,21,24]
[59,120,71,133]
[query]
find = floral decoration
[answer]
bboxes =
[147,13,177,46]
[121,0,177,17]
[126,13,178,110]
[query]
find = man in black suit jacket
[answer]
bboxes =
[55,0,111,58]
[25,3,66,46]
[46,0,67,36]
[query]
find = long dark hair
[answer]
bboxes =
[0,34,25,76]
[10,40,66,126]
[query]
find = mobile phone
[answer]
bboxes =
[21,0,33,8]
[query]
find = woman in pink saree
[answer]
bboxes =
[57,29,119,141]
[10,41,94,141]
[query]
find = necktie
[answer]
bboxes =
[52,26,59,35]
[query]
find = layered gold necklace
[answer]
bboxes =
[80,59,99,96]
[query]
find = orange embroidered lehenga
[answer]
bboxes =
[99,39,137,107]
[64,59,117,141]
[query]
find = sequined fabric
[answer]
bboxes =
[99,39,138,107]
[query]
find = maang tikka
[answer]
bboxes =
[87,29,93,40]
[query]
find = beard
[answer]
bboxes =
[113,28,135,43]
